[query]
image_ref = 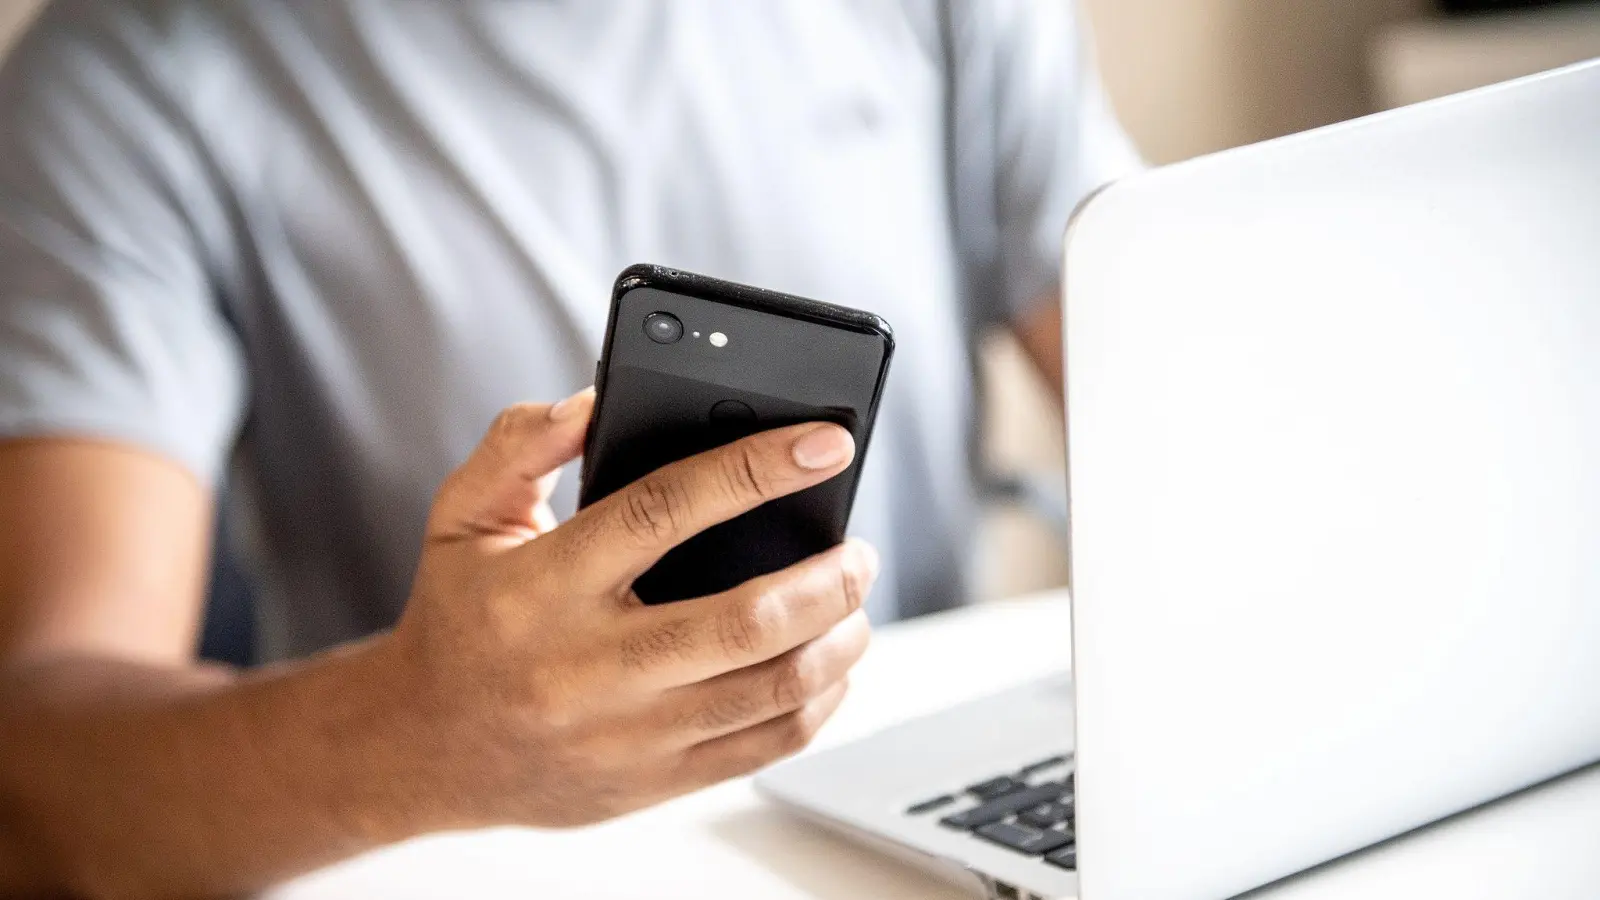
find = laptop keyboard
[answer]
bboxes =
[904,754,1077,871]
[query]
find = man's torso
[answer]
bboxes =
[159,0,980,657]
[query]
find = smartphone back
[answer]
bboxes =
[579,266,893,604]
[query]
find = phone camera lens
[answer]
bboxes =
[643,312,684,344]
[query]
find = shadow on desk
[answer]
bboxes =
[709,806,971,900]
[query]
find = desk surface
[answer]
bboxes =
[271,595,1600,899]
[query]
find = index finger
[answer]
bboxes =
[617,539,879,690]
[555,421,855,593]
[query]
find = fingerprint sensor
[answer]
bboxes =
[709,400,757,423]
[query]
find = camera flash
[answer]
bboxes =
[709,332,729,348]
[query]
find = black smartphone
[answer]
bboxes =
[578,264,894,605]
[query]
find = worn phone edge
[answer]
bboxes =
[578,263,896,520]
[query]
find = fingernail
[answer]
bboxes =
[549,386,595,422]
[792,425,853,470]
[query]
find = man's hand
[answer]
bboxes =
[392,388,877,827]
[0,389,874,898]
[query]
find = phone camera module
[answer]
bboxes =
[643,312,684,345]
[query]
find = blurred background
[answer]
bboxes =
[3,0,1598,606]
[984,0,1600,599]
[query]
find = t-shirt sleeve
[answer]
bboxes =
[957,0,1145,324]
[0,4,246,485]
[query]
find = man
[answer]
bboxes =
[0,0,1139,894]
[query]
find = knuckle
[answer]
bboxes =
[486,403,542,449]
[619,617,697,672]
[695,686,763,733]
[717,593,773,659]
[776,711,819,755]
[837,559,868,615]
[570,728,633,771]
[719,442,776,504]
[619,476,687,543]
[769,651,819,711]
[521,676,579,731]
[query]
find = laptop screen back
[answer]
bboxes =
[1065,60,1600,900]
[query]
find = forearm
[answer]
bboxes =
[0,633,451,899]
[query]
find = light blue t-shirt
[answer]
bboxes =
[0,0,1139,661]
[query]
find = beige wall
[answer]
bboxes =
[1084,0,1428,163]
[1374,4,1600,108]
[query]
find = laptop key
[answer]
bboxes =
[1044,846,1078,870]
[939,782,1068,830]
[976,822,1075,856]
[905,794,956,815]
[1017,754,1070,777]
[966,776,1026,801]
[1017,801,1074,830]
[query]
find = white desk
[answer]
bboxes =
[271,595,1600,899]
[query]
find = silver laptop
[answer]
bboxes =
[756,58,1600,900]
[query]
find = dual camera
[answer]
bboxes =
[644,312,727,348]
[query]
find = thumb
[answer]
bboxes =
[427,388,595,545]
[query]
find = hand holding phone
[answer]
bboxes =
[390,392,878,834]
[580,264,894,604]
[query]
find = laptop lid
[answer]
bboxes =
[1064,60,1600,900]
